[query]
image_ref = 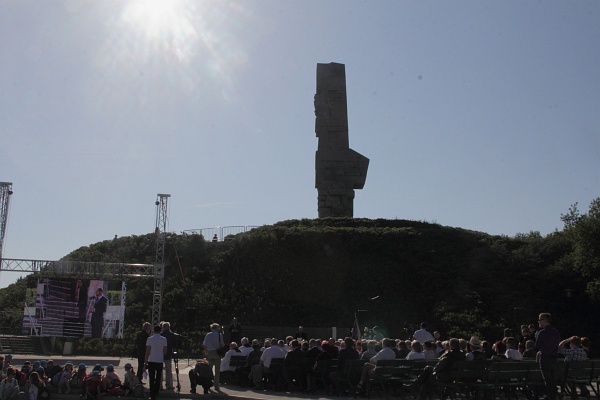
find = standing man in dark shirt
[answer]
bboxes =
[136,322,151,383]
[536,312,560,400]
[91,288,108,338]
[228,318,242,345]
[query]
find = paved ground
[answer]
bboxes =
[10,355,366,400]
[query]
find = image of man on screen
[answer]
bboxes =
[91,288,108,338]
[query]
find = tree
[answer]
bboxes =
[561,198,600,301]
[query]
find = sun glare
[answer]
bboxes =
[86,0,250,114]
[123,0,190,42]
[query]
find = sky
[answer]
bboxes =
[1,0,599,288]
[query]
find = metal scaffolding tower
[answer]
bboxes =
[0,182,13,261]
[152,193,170,326]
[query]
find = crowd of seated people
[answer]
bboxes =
[183,319,597,398]
[0,356,143,400]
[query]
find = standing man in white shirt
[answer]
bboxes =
[145,325,167,400]
[413,322,435,344]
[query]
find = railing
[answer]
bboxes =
[182,226,259,242]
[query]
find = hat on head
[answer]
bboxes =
[124,363,132,369]
[37,367,45,372]
[93,364,104,371]
[469,336,482,348]
[78,363,86,369]
[106,364,114,371]
[91,370,100,376]
[40,360,47,367]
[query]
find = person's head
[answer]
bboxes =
[6,367,15,379]
[538,313,552,328]
[568,336,582,348]
[448,338,460,351]
[424,341,435,351]
[124,363,132,371]
[373,326,380,333]
[581,337,590,350]
[106,364,114,372]
[493,341,506,354]
[291,339,301,349]
[506,337,517,349]
[232,317,237,323]
[210,323,220,332]
[29,371,40,384]
[398,340,408,350]
[367,340,377,350]
[521,327,529,337]
[528,324,536,333]
[153,325,161,334]
[162,322,171,331]
[382,338,395,348]
[142,322,151,331]
[469,336,482,351]
[525,340,535,350]
[229,342,238,349]
[96,288,103,296]
[459,338,467,351]
[344,337,355,349]
[241,337,249,346]
[270,338,278,346]
[65,362,73,371]
[434,331,441,340]
[309,339,317,348]
[298,326,304,332]
[411,340,423,352]
[420,322,428,329]
[252,339,260,349]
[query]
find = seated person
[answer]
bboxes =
[490,341,508,361]
[360,340,378,361]
[356,338,396,391]
[465,336,487,361]
[522,340,537,359]
[505,337,523,361]
[0,367,20,400]
[220,342,242,384]
[283,339,306,390]
[406,340,425,360]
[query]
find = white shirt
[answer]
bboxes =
[239,345,253,356]
[260,346,284,368]
[370,347,396,364]
[146,333,168,363]
[406,351,426,360]
[413,329,435,344]
[220,349,241,372]
[505,348,523,361]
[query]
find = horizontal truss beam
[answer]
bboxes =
[0,258,154,278]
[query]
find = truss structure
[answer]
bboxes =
[0,182,13,260]
[0,258,153,277]
[152,193,170,326]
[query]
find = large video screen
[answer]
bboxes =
[22,278,125,338]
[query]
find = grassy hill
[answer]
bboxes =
[1,217,596,351]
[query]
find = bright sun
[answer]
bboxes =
[121,0,193,42]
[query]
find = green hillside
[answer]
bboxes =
[2,200,599,355]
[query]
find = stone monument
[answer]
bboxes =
[315,62,369,217]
